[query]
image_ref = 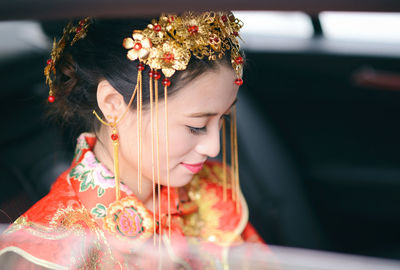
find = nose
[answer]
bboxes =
[195,125,221,158]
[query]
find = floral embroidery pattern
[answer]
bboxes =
[114,207,143,237]
[69,150,132,196]
[103,196,154,241]
[91,203,107,219]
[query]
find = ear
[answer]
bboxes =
[97,80,127,121]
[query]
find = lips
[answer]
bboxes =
[181,162,205,174]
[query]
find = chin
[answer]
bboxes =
[162,170,195,188]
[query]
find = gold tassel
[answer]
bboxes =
[230,111,236,202]
[233,105,240,212]
[139,72,143,193]
[111,124,120,201]
[154,72,162,246]
[164,83,171,240]
[137,73,142,193]
[149,72,157,245]
[222,118,227,201]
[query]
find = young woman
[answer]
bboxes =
[0,13,267,269]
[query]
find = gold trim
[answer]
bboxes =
[0,246,68,270]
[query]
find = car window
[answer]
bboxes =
[233,11,313,39]
[320,12,400,44]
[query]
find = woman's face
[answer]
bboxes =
[117,64,239,189]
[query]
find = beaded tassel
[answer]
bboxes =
[137,71,143,193]
[111,124,120,201]
[163,78,171,240]
[154,71,162,247]
[148,69,157,245]
[232,105,240,212]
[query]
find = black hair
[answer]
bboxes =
[49,18,233,134]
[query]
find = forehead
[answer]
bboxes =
[168,65,239,113]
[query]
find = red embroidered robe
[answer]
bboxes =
[0,133,266,269]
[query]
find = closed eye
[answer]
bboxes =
[187,125,207,135]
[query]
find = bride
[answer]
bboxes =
[0,12,268,269]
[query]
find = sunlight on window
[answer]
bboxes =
[233,11,313,38]
[320,12,400,43]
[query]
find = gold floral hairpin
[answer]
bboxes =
[123,12,244,86]
[44,17,91,103]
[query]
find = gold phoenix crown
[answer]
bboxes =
[122,12,244,85]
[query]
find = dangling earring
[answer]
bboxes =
[110,120,120,201]
[92,113,124,201]
[93,68,141,201]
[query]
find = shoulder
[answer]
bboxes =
[21,170,81,225]
[0,171,109,269]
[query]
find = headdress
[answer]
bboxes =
[44,18,91,103]
[45,12,244,244]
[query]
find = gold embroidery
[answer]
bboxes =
[50,206,118,269]
[4,216,72,240]
[182,163,248,246]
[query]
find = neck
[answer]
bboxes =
[93,129,155,211]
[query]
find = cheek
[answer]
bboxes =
[117,113,199,188]
[165,125,197,164]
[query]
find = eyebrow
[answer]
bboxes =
[186,98,238,118]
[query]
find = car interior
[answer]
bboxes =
[0,0,399,264]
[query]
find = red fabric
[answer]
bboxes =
[0,133,268,269]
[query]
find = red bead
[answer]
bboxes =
[168,16,175,23]
[133,42,142,51]
[137,63,145,71]
[221,15,228,22]
[214,37,219,43]
[188,25,199,35]
[48,95,55,103]
[79,20,85,26]
[46,59,53,65]
[162,78,171,87]
[235,56,244,64]
[163,53,174,63]
[154,24,162,32]
[153,71,161,80]
[111,133,119,141]
[234,78,243,86]
[233,31,239,37]
[76,26,82,33]
[148,70,154,78]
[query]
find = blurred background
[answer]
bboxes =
[0,4,399,263]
